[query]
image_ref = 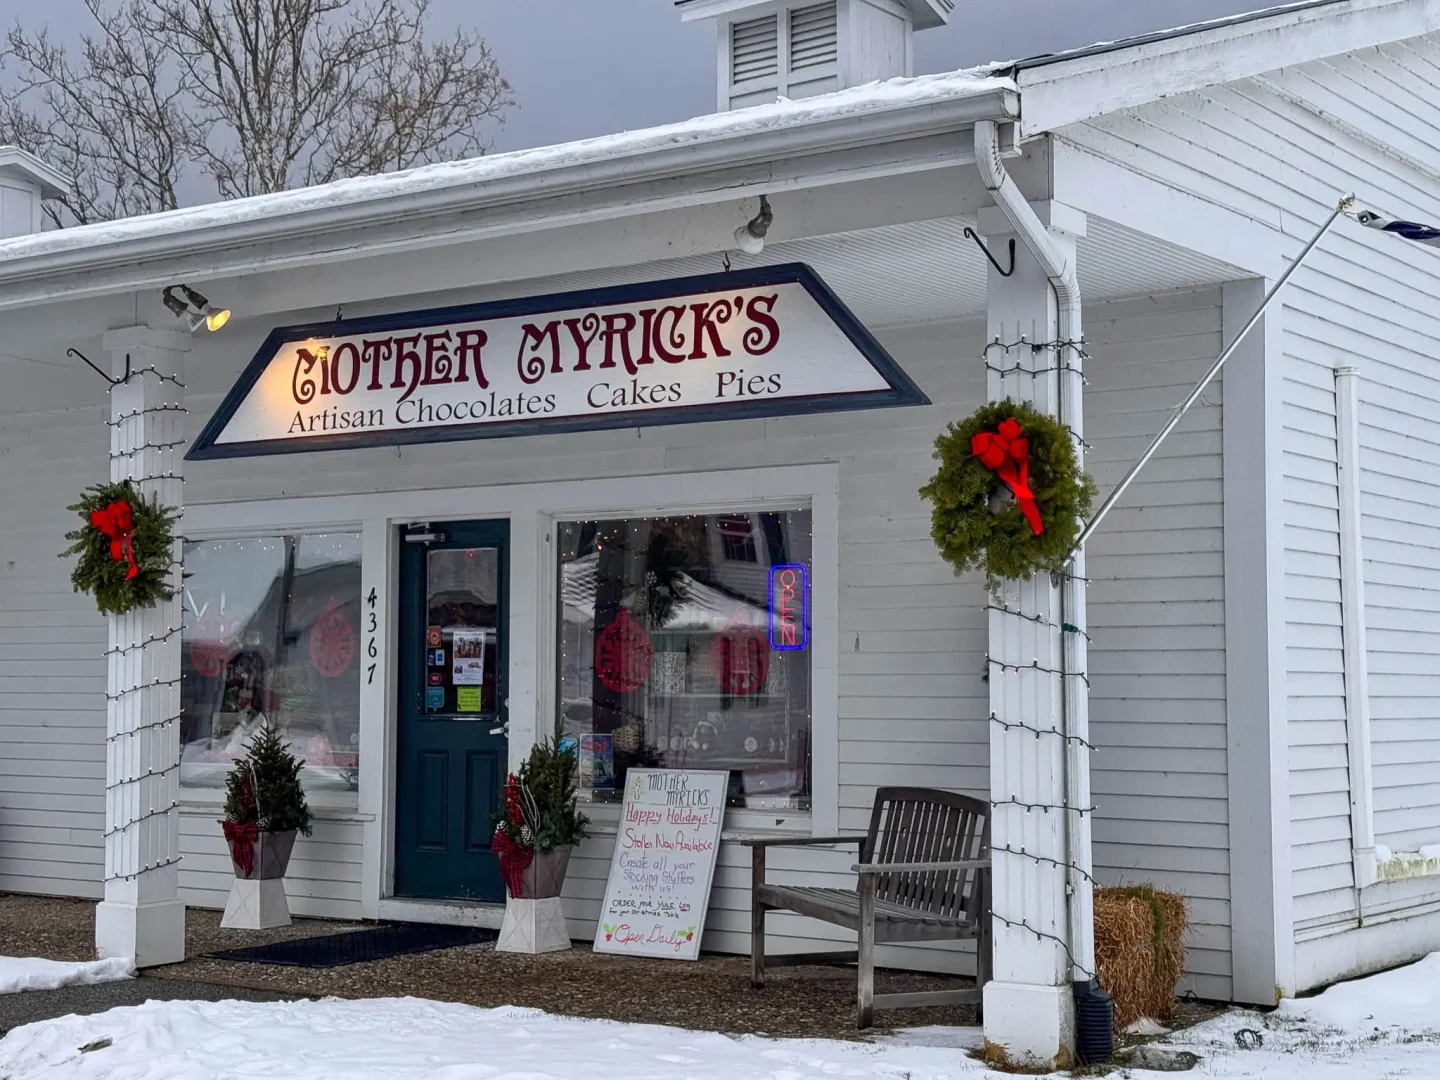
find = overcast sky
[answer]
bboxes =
[0,0,1281,153]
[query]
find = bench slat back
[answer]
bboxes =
[861,787,988,922]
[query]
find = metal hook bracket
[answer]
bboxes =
[964,227,1015,277]
[70,348,130,386]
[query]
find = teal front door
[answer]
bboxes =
[395,520,509,901]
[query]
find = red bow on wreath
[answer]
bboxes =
[90,500,139,580]
[223,820,259,877]
[971,418,1044,536]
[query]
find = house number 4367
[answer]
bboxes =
[366,587,378,685]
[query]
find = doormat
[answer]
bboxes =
[207,922,498,968]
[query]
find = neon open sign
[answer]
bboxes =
[769,564,808,651]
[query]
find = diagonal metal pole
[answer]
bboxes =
[1068,192,1354,559]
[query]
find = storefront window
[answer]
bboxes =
[557,510,812,810]
[180,533,362,796]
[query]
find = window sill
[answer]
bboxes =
[179,790,368,823]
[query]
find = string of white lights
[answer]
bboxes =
[104,717,179,744]
[989,714,1096,751]
[981,334,1098,986]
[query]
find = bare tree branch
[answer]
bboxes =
[0,0,511,224]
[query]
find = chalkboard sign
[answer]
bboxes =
[593,769,728,961]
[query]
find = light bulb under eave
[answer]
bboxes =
[204,306,231,332]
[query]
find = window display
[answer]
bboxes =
[556,510,811,809]
[180,533,362,795]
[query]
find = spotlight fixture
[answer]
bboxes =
[162,284,231,333]
[733,195,773,255]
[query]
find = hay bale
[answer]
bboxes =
[1093,885,1187,1029]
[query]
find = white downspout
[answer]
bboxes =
[1334,365,1378,891]
[974,119,1095,986]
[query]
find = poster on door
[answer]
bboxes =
[593,769,727,961]
[451,630,486,686]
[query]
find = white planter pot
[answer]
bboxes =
[497,897,570,954]
[220,829,297,930]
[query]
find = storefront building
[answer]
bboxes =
[4,0,1440,1064]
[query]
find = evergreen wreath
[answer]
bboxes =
[919,400,1096,581]
[62,479,178,615]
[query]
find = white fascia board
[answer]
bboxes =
[679,0,951,27]
[0,147,72,199]
[676,0,777,22]
[1013,0,1440,138]
[0,76,1014,308]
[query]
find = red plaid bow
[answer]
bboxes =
[971,418,1044,535]
[90,500,138,580]
[223,820,259,877]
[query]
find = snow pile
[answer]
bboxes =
[1280,950,1440,1032]
[0,998,987,1079]
[0,957,133,996]
[1162,953,1440,1079]
[0,956,1437,1079]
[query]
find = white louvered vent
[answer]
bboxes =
[731,15,780,84]
[789,3,838,72]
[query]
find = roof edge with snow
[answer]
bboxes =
[0,71,1016,294]
[1006,0,1440,137]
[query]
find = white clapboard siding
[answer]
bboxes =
[1083,288,1233,999]
[0,402,109,899]
[1060,33,1440,971]
[177,810,364,918]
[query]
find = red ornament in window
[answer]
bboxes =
[188,607,236,679]
[309,603,356,679]
[595,606,653,693]
[709,620,769,696]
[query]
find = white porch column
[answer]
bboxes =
[95,326,190,967]
[977,205,1088,1070]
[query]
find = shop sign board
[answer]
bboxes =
[593,769,728,961]
[188,264,927,459]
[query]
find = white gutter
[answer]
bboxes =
[0,78,1016,302]
[973,118,1095,986]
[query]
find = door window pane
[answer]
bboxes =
[180,533,362,796]
[557,510,812,809]
[424,547,500,715]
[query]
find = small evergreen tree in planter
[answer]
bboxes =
[220,721,313,929]
[492,720,589,953]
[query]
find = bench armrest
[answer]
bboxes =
[852,859,991,874]
[741,835,866,849]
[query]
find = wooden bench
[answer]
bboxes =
[745,787,991,1028]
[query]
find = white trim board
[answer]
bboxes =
[1222,278,1294,1004]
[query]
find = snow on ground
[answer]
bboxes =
[0,955,1435,1079]
[0,957,133,996]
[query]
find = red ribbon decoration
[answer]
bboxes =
[223,820,259,877]
[90,500,139,580]
[971,418,1044,536]
[493,773,534,897]
[493,829,534,898]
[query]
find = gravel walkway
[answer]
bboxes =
[0,893,980,1040]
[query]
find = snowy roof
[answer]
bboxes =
[0,0,1419,293]
[0,69,1015,281]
